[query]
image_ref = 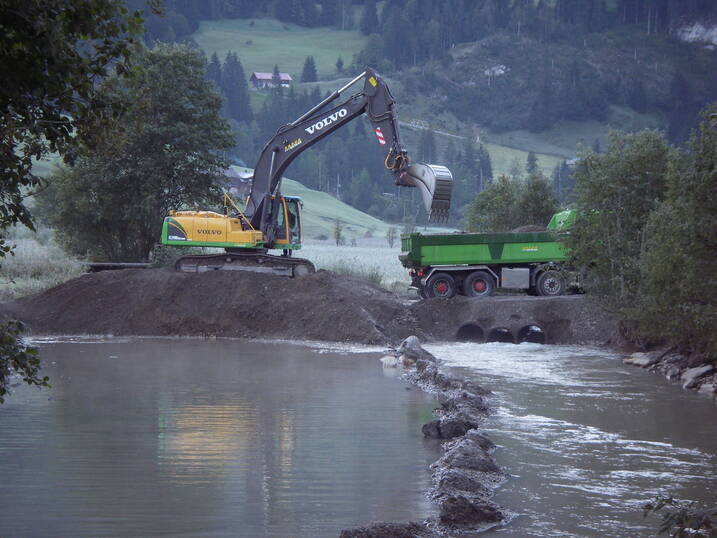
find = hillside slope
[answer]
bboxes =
[192,18,367,79]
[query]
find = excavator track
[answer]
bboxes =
[174,252,316,277]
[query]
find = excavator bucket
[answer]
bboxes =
[403,163,453,222]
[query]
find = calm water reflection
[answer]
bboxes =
[0,338,439,537]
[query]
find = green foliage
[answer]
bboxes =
[301,55,318,82]
[0,0,141,402]
[0,321,49,404]
[465,173,559,232]
[643,495,717,537]
[566,130,674,309]
[630,106,717,355]
[0,0,141,257]
[38,43,234,262]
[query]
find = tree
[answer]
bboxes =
[39,44,234,262]
[0,0,141,402]
[632,105,717,355]
[336,56,344,73]
[360,0,379,35]
[386,226,398,248]
[1,0,142,256]
[518,172,559,226]
[301,55,318,83]
[333,218,344,246]
[566,130,674,309]
[418,129,437,162]
[526,151,539,175]
[222,52,253,122]
[206,51,222,87]
[464,175,520,232]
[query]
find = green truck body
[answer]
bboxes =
[399,210,576,298]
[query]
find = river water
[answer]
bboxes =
[0,338,438,538]
[2,338,715,537]
[425,342,717,537]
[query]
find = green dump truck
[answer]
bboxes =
[399,210,576,298]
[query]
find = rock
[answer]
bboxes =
[464,431,496,453]
[437,469,491,498]
[440,439,500,473]
[339,522,434,537]
[665,365,682,380]
[681,364,715,389]
[438,496,503,527]
[697,376,716,396]
[439,417,479,439]
[396,336,436,363]
[422,420,441,438]
[422,417,479,439]
[624,351,664,367]
[441,391,488,414]
[687,353,709,368]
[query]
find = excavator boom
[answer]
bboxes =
[161,67,453,274]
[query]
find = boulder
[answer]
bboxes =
[438,496,503,527]
[440,439,500,473]
[396,336,436,363]
[464,431,497,453]
[422,420,441,438]
[697,377,715,396]
[624,351,664,367]
[339,522,434,537]
[682,364,715,389]
[422,417,478,439]
[437,469,491,498]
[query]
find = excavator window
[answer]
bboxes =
[286,199,301,245]
[275,200,286,240]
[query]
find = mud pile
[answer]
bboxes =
[1,268,424,345]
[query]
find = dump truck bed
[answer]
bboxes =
[399,231,569,268]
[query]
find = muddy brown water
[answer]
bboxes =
[0,338,439,537]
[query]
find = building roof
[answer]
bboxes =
[251,71,293,81]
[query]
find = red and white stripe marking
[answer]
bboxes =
[374,127,386,145]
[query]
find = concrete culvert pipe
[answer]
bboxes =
[486,327,515,344]
[456,323,485,343]
[517,325,546,344]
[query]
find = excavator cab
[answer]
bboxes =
[273,196,302,250]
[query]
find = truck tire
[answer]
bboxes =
[426,272,456,298]
[464,270,495,297]
[536,270,565,296]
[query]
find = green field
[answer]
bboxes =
[192,18,368,80]
[487,105,664,158]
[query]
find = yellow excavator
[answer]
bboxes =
[161,67,453,276]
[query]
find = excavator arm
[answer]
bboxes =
[244,68,452,241]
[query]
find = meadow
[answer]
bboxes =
[191,18,367,79]
[0,225,84,302]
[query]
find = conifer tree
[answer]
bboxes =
[301,56,317,82]
[360,0,379,35]
[206,52,222,87]
[222,52,253,122]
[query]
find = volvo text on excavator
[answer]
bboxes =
[160,67,453,276]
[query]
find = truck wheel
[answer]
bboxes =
[426,272,456,299]
[464,270,495,297]
[536,270,565,296]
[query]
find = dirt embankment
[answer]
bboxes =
[0,269,425,345]
[0,268,615,345]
